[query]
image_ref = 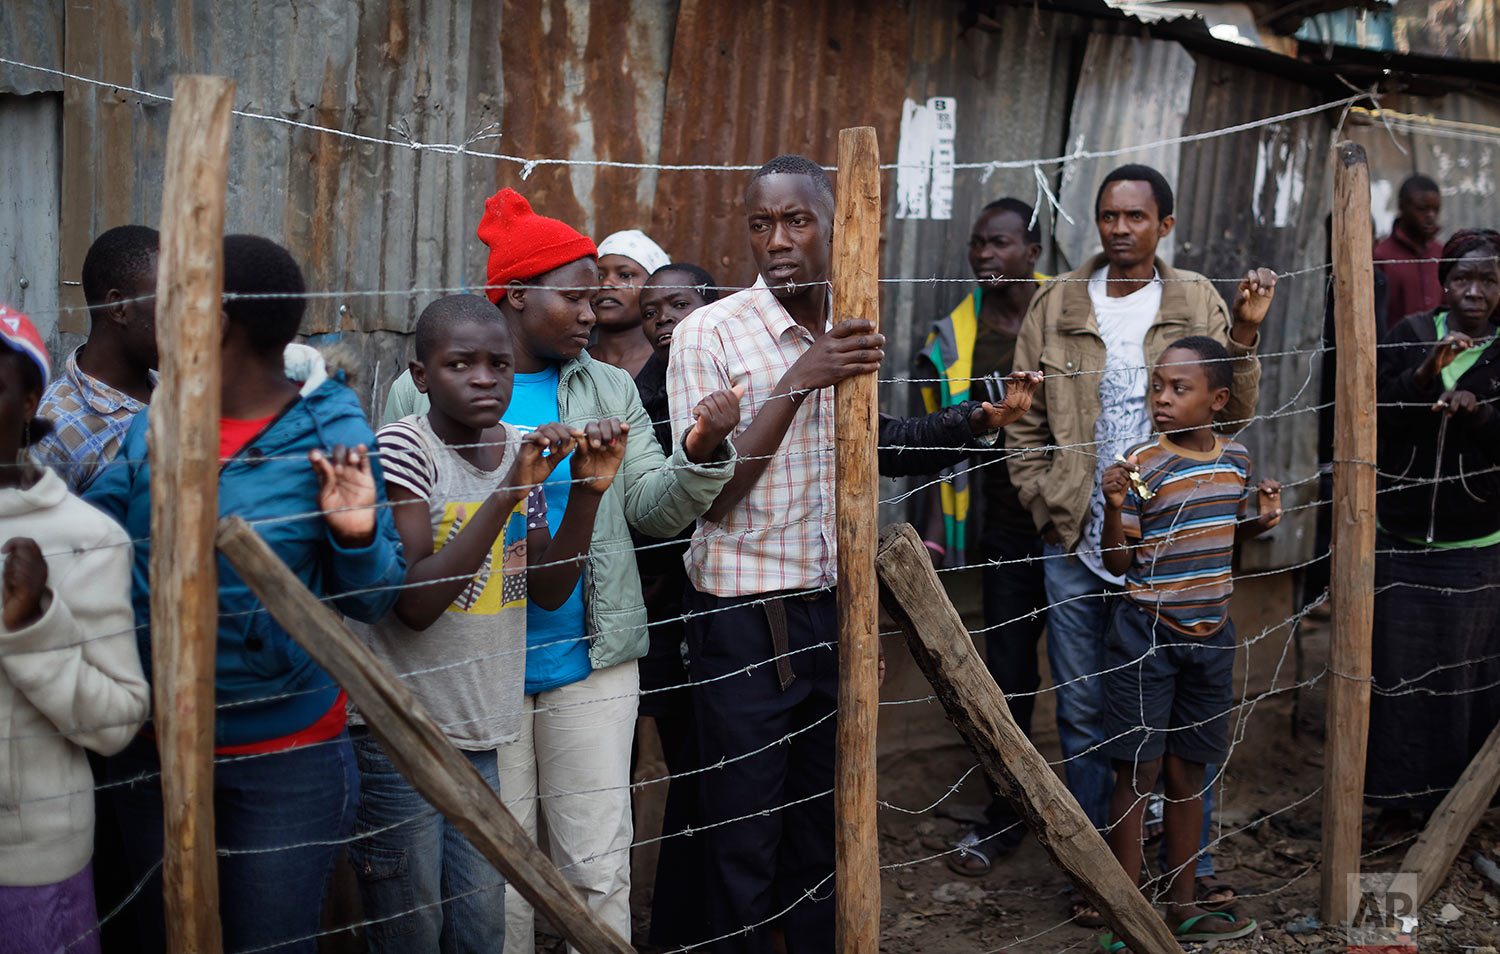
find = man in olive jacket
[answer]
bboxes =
[1005,165,1275,893]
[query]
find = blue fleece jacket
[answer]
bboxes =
[85,376,406,748]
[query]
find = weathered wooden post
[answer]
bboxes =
[1321,140,1378,924]
[832,124,882,953]
[149,74,235,954]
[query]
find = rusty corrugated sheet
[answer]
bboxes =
[56,0,505,356]
[1174,53,1335,571]
[1053,34,1198,270]
[649,0,910,292]
[0,0,62,94]
[495,0,679,242]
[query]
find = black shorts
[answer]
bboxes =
[1100,598,1234,765]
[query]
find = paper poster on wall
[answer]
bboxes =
[895,96,958,220]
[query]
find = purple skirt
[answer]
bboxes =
[0,862,100,954]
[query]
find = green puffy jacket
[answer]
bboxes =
[382,353,734,669]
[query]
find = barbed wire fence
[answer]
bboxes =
[0,50,1494,954]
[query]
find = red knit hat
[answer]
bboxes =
[477,189,598,303]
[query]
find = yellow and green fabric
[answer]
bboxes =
[917,275,1046,556]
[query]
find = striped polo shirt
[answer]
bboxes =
[1120,434,1252,637]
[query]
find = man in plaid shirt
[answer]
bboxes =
[37,226,159,492]
[668,155,1039,952]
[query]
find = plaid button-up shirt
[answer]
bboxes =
[36,348,156,493]
[668,277,836,597]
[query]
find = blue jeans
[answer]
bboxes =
[1041,543,1117,829]
[108,731,359,954]
[347,730,505,953]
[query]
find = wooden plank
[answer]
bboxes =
[833,124,882,954]
[875,523,1179,954]
[149,73,234,954]
[1320,140,1379,925]
[214,517,635,954]
[1400,718,1500,906]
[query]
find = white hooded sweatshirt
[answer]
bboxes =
[0,465,148,887]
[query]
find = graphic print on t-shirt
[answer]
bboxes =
[433,500,529,614]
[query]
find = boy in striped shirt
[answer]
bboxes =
[1096,335,1281,945]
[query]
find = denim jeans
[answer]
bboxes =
[978,526,1049,837]
[1041,543,1117,829]
[108,731,359,954]
[347,729,504,953]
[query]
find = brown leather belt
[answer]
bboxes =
[760,589,831,692]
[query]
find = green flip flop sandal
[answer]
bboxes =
[1097,932,1126,953]
[1172,911,1258,942]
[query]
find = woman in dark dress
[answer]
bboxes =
[1368,228,1500,833]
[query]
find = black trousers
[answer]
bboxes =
[685,584,838,954]
[978,526,1048,830]
[643,614,709,946]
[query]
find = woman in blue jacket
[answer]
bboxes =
[87,235,406,953]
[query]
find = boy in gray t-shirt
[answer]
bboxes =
[348,295,626,950]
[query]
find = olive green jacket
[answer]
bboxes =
[1004,254,1261,550]
[382,354,734,670]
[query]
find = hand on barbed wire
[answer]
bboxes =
[969,370,1043,435]
[1232,267,1278,328]
[310,444,377,548]
[1255,478,1283,531]
[504,423,575,494]
[1425,333,1476,379]
[572,418,629,495]
[1,537,47,630]
[684,384,746,464]
[1435,389,1483,418]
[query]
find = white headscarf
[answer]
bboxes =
[596,229,671,276]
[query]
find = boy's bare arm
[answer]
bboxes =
[1099,458,1137,578]
[527,419,628,610]
[1236,477,1283,542]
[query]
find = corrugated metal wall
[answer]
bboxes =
[1053,33,1197,270]
[882,3,1082,403]
[494,0,679,242]
[0,93,63,346]
[649,0,910,290]
[0,1,61,94]
[3,0,1496,568]
[1174,55,1336,571]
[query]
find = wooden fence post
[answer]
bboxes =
[149,73,234,954]
[216,518,635,954]
[1400,718,1500,907]
[833,125,882,954]
[1320,140,1378,925]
